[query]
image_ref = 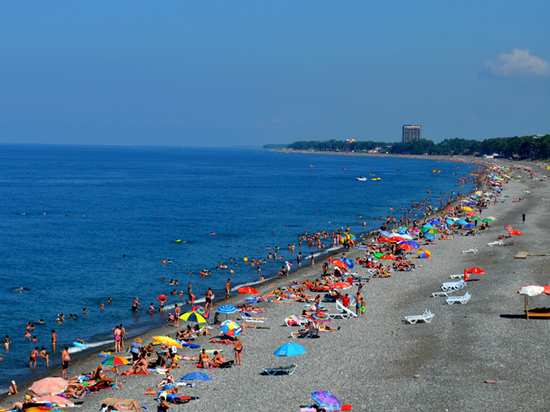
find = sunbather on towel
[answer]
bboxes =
[113,400,141,411]
[128,354,148,374]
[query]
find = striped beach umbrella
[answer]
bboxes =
[179,311,208,324]
[217,305,238,314]
[310,312,331,323]
[417,249,431,259]
[192,305,210,320]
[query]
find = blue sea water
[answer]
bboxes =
[0,145,476,390]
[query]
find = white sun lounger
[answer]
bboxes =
[446,292,471,305]
[263,364,297,375]
[432,290,455,297]
[462,248,478,254]
[449,274,464,279]
[328,300,358,319]
[488,240,504,247]
[404,309,434,324]
[441,280,466,292]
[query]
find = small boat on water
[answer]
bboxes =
[356,176,367,181]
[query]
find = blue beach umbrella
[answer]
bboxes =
[380,231,391,237]
[217,305,237,314]
[274,343,307,357]
[180,372,212,401]
[424,232,435,240]
[446,219,455,225]
[274,343,306,371]
[340,257,354,269]
[403,240,420,249]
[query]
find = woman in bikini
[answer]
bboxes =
[234,337,243,366]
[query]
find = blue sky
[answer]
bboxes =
[1,1,549,146]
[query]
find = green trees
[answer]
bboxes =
[272,134,550,160]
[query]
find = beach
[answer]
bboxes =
[3,158,550,411]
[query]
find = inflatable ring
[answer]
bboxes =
[158,295,167,303]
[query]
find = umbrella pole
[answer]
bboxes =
[525,295,529,319]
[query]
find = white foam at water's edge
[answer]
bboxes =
[68,339,112,354]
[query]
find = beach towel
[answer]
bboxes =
[101,398,135,406]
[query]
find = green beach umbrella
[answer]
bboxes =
[471,216,481,221]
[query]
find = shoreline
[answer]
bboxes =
[1,160,486,400]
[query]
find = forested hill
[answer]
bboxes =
[264,135,550,159]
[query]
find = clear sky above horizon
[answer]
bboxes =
[1,1,549,147]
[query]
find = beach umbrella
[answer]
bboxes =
[379,254,396,260]
[379,231,392,237]
[312,391,341,411]
[423,227,441,235]
[509,230,523,236]
[340,257,354,269]
[466,212,478,217]
[217,305,237,314]
[152,335,183,348]
[403,240,420,249]
[220,320,242,337]
[378,237,392,243]
[417,250,431,259]
[238,286,259,295]
[454,220,468,226]
[397,227,408,234]
[330,259,348,270]
[102,356,131,387]
[424,232,435,240]
[34,395,74,407]
[273,342,306,371]
[101,356,131,366]
[178,311,208,324]
[397,243,415,251]
[505,224,515,232]
[389,236,406,242]
[471,216,481,221]
[467,267,485,274]
[330,282,351,290]
[463,224,476,228]
[518,285,550,296]
[486,216,497,220]
[310,312,331,323]
[30,377,68,396]
[446,219,455,225]
[427,219,443,226]
[180,372,212,401]
[192,305,210,320]
[421,224,434,231]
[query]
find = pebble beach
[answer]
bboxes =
[3,158,550,412]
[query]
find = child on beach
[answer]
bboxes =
[360,298,366,317]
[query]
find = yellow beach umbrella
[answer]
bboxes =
[462,207,473,211]
[151,335,183,348]
[179,311,208,324]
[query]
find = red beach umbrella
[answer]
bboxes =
[378,237,392,243]
[509,230,523,236]
[467,267,486,274]
[466,212,478,216]
[398,243,415,250]
[238,287,259,295]
[30,378,68,396]
[330,260,348,270]
[330,282,351,290]
[379,254,396,260]
[390,236,406,242]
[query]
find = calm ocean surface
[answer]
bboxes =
[0,145,476,390]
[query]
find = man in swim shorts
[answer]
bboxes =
[62,346,70,379]
[225,279,230,302]
[29,347,38,368]
[132,297,142,312]
[205,287,213,310]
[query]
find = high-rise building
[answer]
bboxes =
[402,125,422,142]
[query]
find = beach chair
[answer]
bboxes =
[449,274,464,279]
[488,240,504,247]
[404,309,434,324]
[446,291,471,305]
[462,248,478,254]
[441,280,466,292]
[262,364,297,375]
[328,300,358,319]
[431,290,455,297]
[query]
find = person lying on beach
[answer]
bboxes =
[318,324,341,332]
[84,366,107,381]
[498,235,511,239]
[238,305,266,313]
[157,372,174,388]
[113,400,141,411]
[192,325,211,337]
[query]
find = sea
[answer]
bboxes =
[0,145,477,391]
